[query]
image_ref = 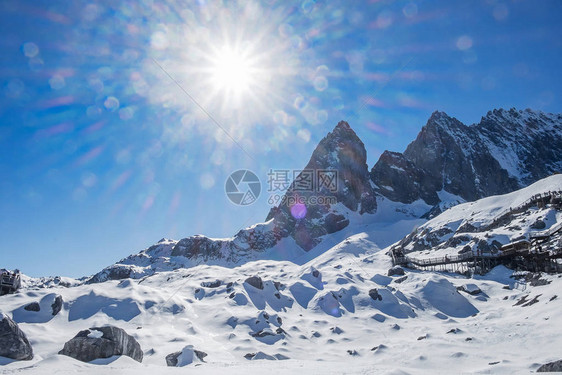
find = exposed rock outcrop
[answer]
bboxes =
[537,359,562,372]
[165,346,207,367]
[0,313,33,360]
[23,302,40,312]
[59,326,142,363]
[51,295,63,316]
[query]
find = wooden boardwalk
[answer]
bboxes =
[392,247,562,275]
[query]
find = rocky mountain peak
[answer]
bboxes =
[266,120,377,250]
[479,108,561,134]
[427,110,451,122]
[372,108,562,217]
[423,111,465,134]
[334,119,352,131]
[305,120,366,170]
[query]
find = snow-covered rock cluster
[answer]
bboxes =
[397,175,562,260]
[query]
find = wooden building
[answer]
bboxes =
[0,269,21,295]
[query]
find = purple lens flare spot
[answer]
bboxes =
[291,203,307,219]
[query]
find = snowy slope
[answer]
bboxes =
[1,230,561,374]
[3,179,562,374]
[398,174,562,260]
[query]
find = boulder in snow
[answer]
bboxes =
[387,266,405,277]
[165,345,207,366]
[0,313,33,360]
[59,325,143,363]
[245,276,264,290]
[23,302,40,312]
[201,280,221,288]
[244,351,288,360]
[51,295,63,316]
[368,288,383,301]
[459,284,482,295]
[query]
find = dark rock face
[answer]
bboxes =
[372,150,441,205]
[86,264,135,284]
[537,359,562,372]
[368,289,382,301]
[266,121,377,250]
[171,236,227,259]
[165,348,207,366]
[165,352,179,366]
[372,109,562,212]
[24,302,40,312]
[245,276,264,290]
[59,326,143,363]
[200,280,221,288]
[387,266,405,277]
[51,295,63,316]
[0,313,33,360]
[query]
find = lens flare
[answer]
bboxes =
[290,203,307,219]
[211,46,254,96]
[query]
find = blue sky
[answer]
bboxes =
[1,0,561,277]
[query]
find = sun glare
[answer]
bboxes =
[211,47,255,97]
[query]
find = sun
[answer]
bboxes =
[210,46,256,98]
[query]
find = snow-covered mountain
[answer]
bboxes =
[88,108,562,282]
[3,112,562,373]
[88,121,379,283]
[372,108,562,217]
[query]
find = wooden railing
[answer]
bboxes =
[396,251,501,267]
